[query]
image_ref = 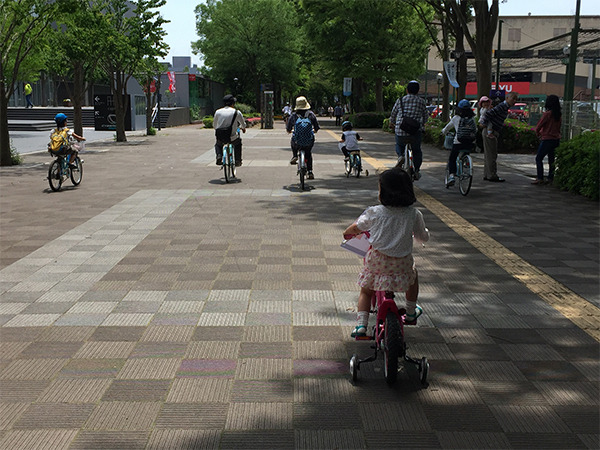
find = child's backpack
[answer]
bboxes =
[49,128,71,153]
[293,115,314,147]
[456,116,476,144]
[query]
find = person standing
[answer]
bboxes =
[389,80,429,180]
[24,82,33,108]
[334,104,343,126]
[479,92,519,182]
[532,94,561,185]
[213,94,246,166]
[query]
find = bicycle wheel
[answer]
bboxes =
[353,155,361,178]
[228,148,236,179]
[48,159,63,191]
[383,312,402,384]
[458,155,473,196]
[444,165,450,189]
[298,151,306,190]
[223,146,230,183]
[345,157,352,177]
[70,156,83,186]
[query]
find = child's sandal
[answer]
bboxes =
[350,325,367,338]
[405,305,423,325]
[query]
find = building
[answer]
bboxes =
[426,15,600,103]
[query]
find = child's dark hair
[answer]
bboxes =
[379,168,416,207]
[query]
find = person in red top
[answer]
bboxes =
[532,95,561,185]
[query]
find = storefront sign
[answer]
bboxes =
[466,81,530,96]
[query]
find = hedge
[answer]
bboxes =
[346,112,388,128]
[555,131,599,200]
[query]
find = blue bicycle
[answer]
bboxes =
[222,142,236,183]
[48,151,83,192]
[345,150,366,178]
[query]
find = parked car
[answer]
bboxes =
[508,102,529,121]
[426,105,437,116]
[574,102,600,130]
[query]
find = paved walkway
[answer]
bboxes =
[0,120,598,449]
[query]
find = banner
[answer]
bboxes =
[443,61,459,88]
[343,77,352,96]
[168,71,176,93]
[466,81,530,96]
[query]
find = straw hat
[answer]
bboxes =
[295,96,311,110]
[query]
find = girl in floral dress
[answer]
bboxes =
[343,168,430,337]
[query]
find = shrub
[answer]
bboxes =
[499,119,539,152]
[346,112,388,128]
[10,140,22,165]
[555,131,599,200]
[236,102,254,115]
[423,118,446,148]
[382,118,393,132]
[190,105,202,121]
[147,127,157,136]
[202,116,214,128]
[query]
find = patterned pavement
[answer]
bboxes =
[0,119,598,449]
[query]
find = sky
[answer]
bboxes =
[157,0,598,69]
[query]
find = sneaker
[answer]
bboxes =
[414,170,421,180]
[307,172,314,180]
[446,174,455,186]
[405,305,423,325]
[216,159,223,166]
[290,156,298,165]
[350,325,367,338]
[235,161,242,167]
[344,157,350,162]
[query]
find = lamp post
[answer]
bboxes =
[233,77,238,97]
[436,72,443,108]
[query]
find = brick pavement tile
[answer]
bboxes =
[220,430,294,450]
[437,328,495,344]
[1,358,67,380]
[102,379,171,402]
[58,359,125,378]
[294,402,362,429]
[571,361,600,382]
[130,341,188,358]
[197,313,245,326]
[38,378,112,403]
[74,341,135,359]
[294,378,353,403]
[89,326,145,341]
[490,405,572,433]
[554,345,600,361]
[364,431,441,449]
[555,406,600,435]
[225,402,292,429]
[239,342,292,359]
[0,429,78,450]
[185,341,239,359]
[506,432,588,449]
[79,290,127,302]
[0,380,50,402]
[235,358,292,380]
[177,359,236,378]
[22,302,75,314]
[435,431,512,449]
[423,404,503,432]
[68,431,149,450]
[146,429,220,450]
[118,358,181,379]
[416,380,485,405]
[358,402,430,431]
[230,380,293,403]
[408,343,456,360]
[167,378,232,403]
[4,314,60,327]
[85,401,161,430]
[485,328,547,344]
[13,403,94,429]
[293,341,346,360]
[428,314,484,328]
[18,341,83,359]
[0,403,29,430]
[141,325,195,342]
[516,360,589,382]
[292,325,343,341]
[202,300,248,313]
[192,326,243,341]
[0,342,29,359]
[533,381,599,406]
[460,361,528,382]
[296,429,366,449]
[155,403,228,429]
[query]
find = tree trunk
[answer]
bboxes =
[0,87,11,166]
[146,87,152,133]
[72,62,84,137]
[113,70,127,142]
[375,77,384,112]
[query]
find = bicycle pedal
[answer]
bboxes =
[355,335,372,341]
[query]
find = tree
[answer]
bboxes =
[99,0,168,142]
[193,0,300,109]
[302,0,431,112]
[0,0,58,166]
[449,0,500,100]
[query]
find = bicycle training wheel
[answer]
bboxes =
[48,159,63,191]
[353,156,361,178]
[383,312,402,384]
[458,155,473,196]
[70,157,83,186]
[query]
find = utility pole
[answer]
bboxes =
[564,0,581,102]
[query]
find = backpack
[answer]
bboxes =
[49,128,71,153]
[456,116,476,144]
[293,115,314,147]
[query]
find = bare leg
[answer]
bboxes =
[405,271,419,303]
[358,287,374,312]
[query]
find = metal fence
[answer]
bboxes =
[527,100,599,140]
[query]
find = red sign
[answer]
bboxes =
[167,71,176,93]
[149,79,156,93]
[466,81,530,96]
[188,74,196,81]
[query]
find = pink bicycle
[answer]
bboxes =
[349,290,429,385]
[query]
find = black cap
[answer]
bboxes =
[223,94,236,105]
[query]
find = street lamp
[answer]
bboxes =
[233,77,239,98]
[436,72,443,108]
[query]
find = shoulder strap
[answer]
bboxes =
[229,109,238,128]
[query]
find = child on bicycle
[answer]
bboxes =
[338,120,362,161]
[343,168,430,337]
[48,113,85,165]
[442,99,476,186]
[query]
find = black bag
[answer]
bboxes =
[457,116,477,144]
[215,109,238,143]
[398,98,420,135]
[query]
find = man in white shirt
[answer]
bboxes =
[214,94,246,166]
